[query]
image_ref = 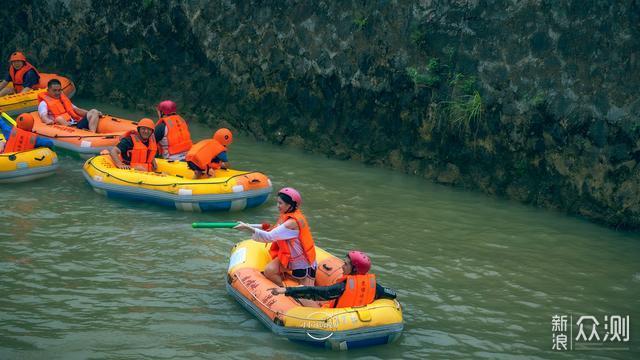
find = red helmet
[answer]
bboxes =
[157,100,177,115]
[213,128,233,146]
[16,113,34,131]
[347,251,371,275]
[9,52,26,62]
[277,187,302,206]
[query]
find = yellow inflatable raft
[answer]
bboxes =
[0,147,58,183]
[227,240,403,350]
[82,155,272,211]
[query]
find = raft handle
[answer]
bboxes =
[34,155,45,162]
[354,308,372,322]
[273,317,285,326]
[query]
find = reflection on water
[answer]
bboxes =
[0,100,638,358]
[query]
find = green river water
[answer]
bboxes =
[1,100,638,359]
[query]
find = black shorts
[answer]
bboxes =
[76,115,89,130]
[291,267,316,279]
[187,161,204,172]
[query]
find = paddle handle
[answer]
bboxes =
[192,222,263,229]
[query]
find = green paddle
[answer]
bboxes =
[192,222,264,229]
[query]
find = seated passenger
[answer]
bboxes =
[0,52,41,97]
[108,118,157,172]
[154,100,192,160]
[38,78,102,132]
[0,113,54,153]
[270,251,397,308]
[185,128,232,178]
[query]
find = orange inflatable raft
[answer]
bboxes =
[28,111,138,155]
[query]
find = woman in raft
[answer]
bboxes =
[234,187,317,286]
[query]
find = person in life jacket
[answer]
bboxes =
[185,128,232,178]
[108,118,158,171]
[154,100,192,160]
[0,113,54,154]
[0,52,41,97]
[269,250,397,308]
[235,187,318,286]
[38,78,102,132]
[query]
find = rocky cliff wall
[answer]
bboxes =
[2,0,639,228]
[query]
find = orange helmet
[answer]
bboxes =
[137,118,156,131]
[9,52,27,62]
[213,128,233,146]
[16,113,34,131]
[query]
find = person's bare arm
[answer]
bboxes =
[109,146,129,169]
[38,101,55,125]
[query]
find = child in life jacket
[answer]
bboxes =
[185,128,231,178]
[0,113,53,153]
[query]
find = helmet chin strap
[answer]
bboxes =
[285,203,297,213]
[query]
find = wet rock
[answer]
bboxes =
[588,120,608,148]
[3,0,638,228]
[436,163,460,185]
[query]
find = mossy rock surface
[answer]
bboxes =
[3,0,638,228]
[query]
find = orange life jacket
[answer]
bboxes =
[9,62,41,92]
[324,274,377,308]
[123,131,157,171]
[3,127,37,153]
[37,92,82,122]
[185,138,226,171]
[268,209,316,269]
[157,114,192,155]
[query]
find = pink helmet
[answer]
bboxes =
[157,100,177,115]
[347,251,371,275]
[277,187,302,206]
